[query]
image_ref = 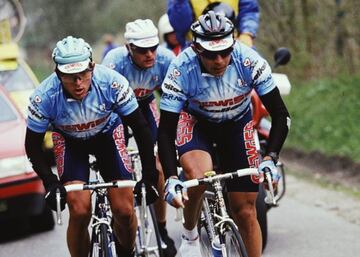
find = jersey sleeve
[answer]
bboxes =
[160,61,187,113]
[248,50,276,96]
[27,89,51,133]
[110,72,139,116]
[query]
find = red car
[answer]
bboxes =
[0,87,54,239]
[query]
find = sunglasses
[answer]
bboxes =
[59,69,93,83]
[130,44,158,54]
[198,47,233,60]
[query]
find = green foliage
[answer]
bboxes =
[285,74,360,162]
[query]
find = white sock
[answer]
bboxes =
[182,227,198,241]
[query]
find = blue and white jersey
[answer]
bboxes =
[160,42,276,123]
[27,64,138,139]
[102,45,175,102]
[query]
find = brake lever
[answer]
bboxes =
[56,188,63,225]
[264,171,278,206]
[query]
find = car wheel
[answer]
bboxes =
[30,206,55,233]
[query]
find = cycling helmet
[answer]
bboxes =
[52,36,92,74]
[124,19,159,48]
[202,2,236,25]
[158,14,174,40]
[191,11,234,51]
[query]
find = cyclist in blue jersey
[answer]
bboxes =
[158,13,182,56]
[167,0,259,48]
[102,19,177,257]
[25,36,158,257]
[158,11,291,257]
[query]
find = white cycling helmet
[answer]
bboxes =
[52,36,92,74]
[124,19,159,48]
[158,14,174,40]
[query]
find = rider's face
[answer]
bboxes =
[128,44,158,69]
[194,45,233,76]
[58,66,93,100]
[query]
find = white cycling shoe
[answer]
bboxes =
[177,235,202,257]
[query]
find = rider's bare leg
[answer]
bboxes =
[108,187,137,252]
[180,150,213,231]
[228,192,262,257]
[66,183,92,257]
[154,154,166,222]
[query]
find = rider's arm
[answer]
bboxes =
[157,110,180,179]
[237,0,260,38]
[167,0,194,47]
[122,108,158,184]
[259,87,291,156]
[25,128,58,188]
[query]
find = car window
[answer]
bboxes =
[0,64,36,91]
[0,94,17,122]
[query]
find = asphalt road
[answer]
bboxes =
[1,173,360,257]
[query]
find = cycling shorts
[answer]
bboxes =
[52,119,134,184]
[176,110,260,192]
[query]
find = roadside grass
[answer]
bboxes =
[283,74,360,163]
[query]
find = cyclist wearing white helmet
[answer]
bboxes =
[158,11,290,257]
[158,13,181,55]
[25,36,159,257]
[102,19,177,257]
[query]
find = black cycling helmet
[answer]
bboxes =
[202,2,236,25]
[191,11,234,51]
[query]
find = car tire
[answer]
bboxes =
[256,184,268,251]
[30,206,55,233]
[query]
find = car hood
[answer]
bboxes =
[0,119,26,158]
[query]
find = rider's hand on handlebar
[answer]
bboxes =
[164,177,188,208]
[45,181,67,211]
[134,179,159,206]
[258,159,281,188]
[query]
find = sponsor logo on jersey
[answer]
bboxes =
[164,83,183,93]
[28,106,45,121]
[52,132,65,178]
[168,68,181,80]
[34,95,42,103]
[243,58,251,67]
[111,81,121,89]
[113,124,133,172]
[253,62,267,81]
[176,112,196,146]
[57,115,109,132]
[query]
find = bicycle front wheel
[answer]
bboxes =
[220,221,248,257]
[99,224,115,257]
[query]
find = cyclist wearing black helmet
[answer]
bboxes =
[25,36,158,257]
[167,0,259,48]
[158,11,290,257]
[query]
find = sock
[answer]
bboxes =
[182,227,198,241]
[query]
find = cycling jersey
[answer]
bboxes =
[168,0,259,47]
[27,64,138,139]
[160,42,275,123]
[102,45,175,102]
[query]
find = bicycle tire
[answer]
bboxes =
[221,221,248,257]
[198,197,215,257]
[256,184,268,251]
[99,223,112,257]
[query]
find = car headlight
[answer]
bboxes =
[0,155,33,179]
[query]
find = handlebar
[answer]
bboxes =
[55,180,136,225]
[173,167,278,221]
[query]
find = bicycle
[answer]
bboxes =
[176,167,276,257]
[127,148,164,257]
[56,159,136,257]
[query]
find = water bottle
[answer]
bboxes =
[211,236,223,257]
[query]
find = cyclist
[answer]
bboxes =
[158,13,182,55]
[167,0,259,48]
[25,36,158,257]
[102,19,177,257]
[158,11,290,257]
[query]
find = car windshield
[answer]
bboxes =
[0,93,17,122]
[0,64,36,91]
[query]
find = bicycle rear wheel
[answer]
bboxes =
[220,221,248,257]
